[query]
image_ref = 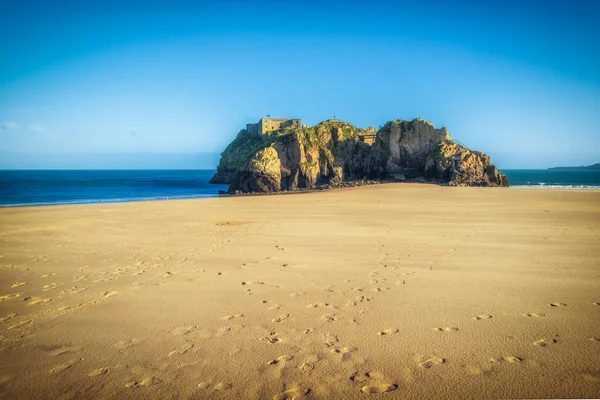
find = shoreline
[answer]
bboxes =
[2,181,600,209]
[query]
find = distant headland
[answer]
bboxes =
[210,117,508,193]
[548,163,600,171]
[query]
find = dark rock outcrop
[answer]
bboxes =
[369,119,450,179]
[424,140,509,187]
[212,118,508,193]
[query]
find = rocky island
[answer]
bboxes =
[210,117,508,193]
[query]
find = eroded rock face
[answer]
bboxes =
[424,141,509,187]
[227,121,372,193]
[369,119,450,179]
[369,118,507,187]
[212,118,508,193]
[228,146,281,193]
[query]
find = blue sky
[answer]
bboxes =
[0,0,599,169]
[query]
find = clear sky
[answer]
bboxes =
[1,0,599,169]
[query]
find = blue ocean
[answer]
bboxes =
[503,169,600,189]
[0,169,599,207]
[0,170,228,207]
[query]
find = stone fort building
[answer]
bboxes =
[246,117,301,135]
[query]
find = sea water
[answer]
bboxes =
[1,169,599,207]
[0,170,228,207]
[503,169,600,189]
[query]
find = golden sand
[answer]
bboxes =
[0,184,599,399]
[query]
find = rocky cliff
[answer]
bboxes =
[211,118,508,193]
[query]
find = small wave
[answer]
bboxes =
[511,184,600,190]
[0,193,227,208]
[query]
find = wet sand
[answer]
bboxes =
[0,184,599,399]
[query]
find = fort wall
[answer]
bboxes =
[246,118,301,135]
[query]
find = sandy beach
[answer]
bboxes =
[0,184,599,399]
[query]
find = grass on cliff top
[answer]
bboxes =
[382,118,435,131]
[217,130,269,169]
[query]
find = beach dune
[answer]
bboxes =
[0,184,599,399]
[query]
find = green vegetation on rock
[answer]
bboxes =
[211,118,508,192]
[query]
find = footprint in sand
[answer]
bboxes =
[434,327,459,332]
[57,303,85,312]
[88,367,109,377]
[361,384,398,394]
[593,302,600,306]
[0,313,17,322]
[213,382,232,391]
[272,314,289,323]
[268,304,282,311]
[534,338,559,347]
[47,345,82,356]
[300,357,318,373]
[321,314,339,322]
[350,371,397,393]
[378,328,399,336]
[218,325,244,335]
[114,338,144,350]
[27,296,51,305]
[306,303,330,308]
[260,332,280,344]
[549,303,567,307]
[197,381,232,390]
[523,313,545,318]
[325,333,339,347]
[473,315,492,320]
[331,347,357,356]
[102,291,118,298]
[11,282,26,288]
[221,314,244,321]
[272,387,310,400]
[419,357,446,369]
[60,287,87,295]
[49,358,82,374]
[267,355,293,365]
[125,376,162,388]
[172,326,197,335]
[349,371,370,383]
[8,319,32,331]
[371,287,389,292]
[41,273,58,278]
[42,283,57,291]
[490,356,523,363]
[347,296,372,306]
[0,293,21,302]
[168,343,194,357]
